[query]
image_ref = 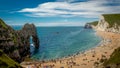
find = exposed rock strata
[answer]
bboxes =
[0,19,40,63]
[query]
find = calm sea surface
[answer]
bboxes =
[12,26,101,60]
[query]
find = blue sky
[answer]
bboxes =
[0,0,120,26]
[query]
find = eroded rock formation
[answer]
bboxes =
[17,23,39,49]
[0,19,40,63]
[84,23,92,29]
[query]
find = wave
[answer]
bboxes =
[70,29,84,36]
[30,43,35,47]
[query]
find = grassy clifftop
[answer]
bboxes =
[88,21,98,26]
[102,14,120,27]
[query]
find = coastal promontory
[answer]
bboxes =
[0,18,40,64]
[97,14,120,33]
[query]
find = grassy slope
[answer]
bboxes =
[0,50,21,68]
[0,19,22,67]
[0,19,8,29]
[102,14,120,27]
[0,19,18,44]
[88,21,98,26]
[104,47,120,66]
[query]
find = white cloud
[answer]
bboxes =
[18,0,120,18]
[56,0,79,2]
[36,22,84,27]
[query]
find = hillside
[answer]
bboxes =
[88,21,98,26]
[97,14,120,33]
[103,14,120,28]
[0,50,22,68]
[103,47,120,68]
[84,21,98,29]
[0,18,40,64]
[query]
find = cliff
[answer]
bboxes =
[84,21,98,29]
[93,14,120,68]
[97,14,120,33]
[84,23,92,29]
[0,19,40,63]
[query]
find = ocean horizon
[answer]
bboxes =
[12,26,102,61]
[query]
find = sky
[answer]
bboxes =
[0,0,120,26]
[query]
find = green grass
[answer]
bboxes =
[102,14,120,28]
[88,21,98,26]
[0,19,7,29]
[103,47,120,66]
[10,33,17,43]
[0,50,22,68]
[0,18,18,44]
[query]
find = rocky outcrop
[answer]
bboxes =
[84,21,98,29]
[17,23,39,49]
[84,23,92,29]
[96,14,120,33]
[0,19,40,63]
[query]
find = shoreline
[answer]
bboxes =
[21,30,120,68]
[30,29,102,62]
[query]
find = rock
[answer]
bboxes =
[84,21,98,29]
[96,14,120,33]
[0,19,40,63]
[84,23,92,29]
[17,23,40,49]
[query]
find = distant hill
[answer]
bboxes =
[84,21,98,29]
[88,21,98,26]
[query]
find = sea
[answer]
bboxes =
[12,26,102,61]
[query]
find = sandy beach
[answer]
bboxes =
[21,31,120,68]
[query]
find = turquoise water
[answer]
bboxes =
[12,26,101,60]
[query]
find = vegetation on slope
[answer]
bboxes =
[0,19,8,29]
[103,47,120,67]
[0,19,18,44]
[102,14,120,28]
[88,21,98,26]
[0,50,22,68]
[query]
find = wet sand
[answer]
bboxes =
[21,31,120,68]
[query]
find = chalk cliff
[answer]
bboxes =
[97,14,120,33]
[84,21,98,29]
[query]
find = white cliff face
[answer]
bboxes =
[97,15,120,33]
[97,16,109,31]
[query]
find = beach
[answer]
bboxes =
[21,31,120,68]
